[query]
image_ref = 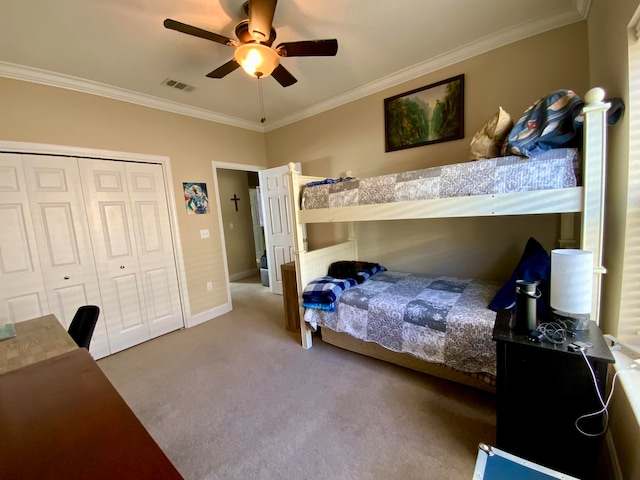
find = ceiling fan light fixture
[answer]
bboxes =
[234,43,279,78]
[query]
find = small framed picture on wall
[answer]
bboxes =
[184,182,210,215]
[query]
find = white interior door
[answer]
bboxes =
[124,162,183,338]
[0,154,49,323]
[78,158,151,353]
[258,163,300,295]
[22,155,110,358]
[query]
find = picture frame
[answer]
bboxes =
[384,74,464,152]
[184,182,210,215]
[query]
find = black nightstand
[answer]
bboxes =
[492,310,615,480]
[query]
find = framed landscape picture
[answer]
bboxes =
[384,74,464,152]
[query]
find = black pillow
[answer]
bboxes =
[328,261,380,284]
[488,237,550,314]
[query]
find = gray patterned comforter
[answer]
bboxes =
[304,271,502,375]
[301,148,579,210]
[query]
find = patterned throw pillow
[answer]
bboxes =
[501,90,584,158]
[468,107,514,160]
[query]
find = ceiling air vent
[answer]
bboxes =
[162,78,195,92]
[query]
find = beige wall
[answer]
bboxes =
[217,169,258,277]
[0,77,267,317]
[588,0,635,339]
[266,23,590,280]
[587,2,640,479]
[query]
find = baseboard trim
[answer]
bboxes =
[186,303,232,328]
[229,269,259,282]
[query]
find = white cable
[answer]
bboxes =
[574,350,638,437]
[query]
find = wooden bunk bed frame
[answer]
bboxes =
[285,87,610,391]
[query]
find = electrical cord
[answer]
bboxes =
[536,322,567,344]
[574,348,638,437]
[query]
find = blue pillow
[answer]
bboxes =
[488,237,550,314]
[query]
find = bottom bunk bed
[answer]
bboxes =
[303,269,501,393]
[320,329,497,392]
[294,241,504,392]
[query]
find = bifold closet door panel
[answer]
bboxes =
[78,158,151,354]
[0,153,50,323]
[21,155,110,359]
[124,162,183,338]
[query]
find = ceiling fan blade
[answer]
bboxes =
[206,60,241,78]
[271,64,297,87]
[164,19,236,47]
[248,0,277,43]
[276,39,338,57]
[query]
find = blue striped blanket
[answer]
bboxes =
[301,276,358,311]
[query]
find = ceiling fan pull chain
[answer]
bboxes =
[258,76,266,123]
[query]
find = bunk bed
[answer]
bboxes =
[286,88,610,392]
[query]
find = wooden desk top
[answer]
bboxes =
[0,314,78,375]
[0,348,184,480]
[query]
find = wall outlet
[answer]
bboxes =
[206,281,213,291]
[200,229,210,239]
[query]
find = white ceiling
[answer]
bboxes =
[0,0,588,132]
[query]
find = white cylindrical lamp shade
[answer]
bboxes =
[550,249,593,315]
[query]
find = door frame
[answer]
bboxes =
[0,140,192,327]
[211,161,265,306]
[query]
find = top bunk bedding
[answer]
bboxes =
[291,88,615,224]
[301,148,579,210]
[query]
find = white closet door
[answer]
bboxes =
[22,155,110,358]
[0,154,49,323]
[78,158,150,353]
[124,162,183,337]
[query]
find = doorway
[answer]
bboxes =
[212,162,266,296]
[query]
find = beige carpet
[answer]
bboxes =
[98,275,496,480]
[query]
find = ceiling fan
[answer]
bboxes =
[164,0,338,87]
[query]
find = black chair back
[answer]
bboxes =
[67,305,100,350]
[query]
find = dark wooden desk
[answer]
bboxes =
[0,348,183,480]
[0,314,78,375]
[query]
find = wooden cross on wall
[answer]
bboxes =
[230,194,240,211]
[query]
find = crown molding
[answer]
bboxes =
[264,8,586,131]
[0,6,587,134]
[575,0,592,19]
[0,61,264,132]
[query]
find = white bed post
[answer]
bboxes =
[580,87,610,324]
[558,213,577,248]
[348,222,358,259]
[287,162,313,348]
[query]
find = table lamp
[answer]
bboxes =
[550,249,593,330]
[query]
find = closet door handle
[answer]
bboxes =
[63,276,70,280]
[120,265,125,269]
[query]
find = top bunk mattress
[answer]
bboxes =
[301,148,579,210]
